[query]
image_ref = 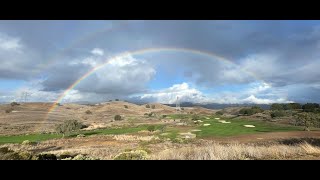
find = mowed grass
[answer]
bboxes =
[0,125,162,145]
[195,118,303,137]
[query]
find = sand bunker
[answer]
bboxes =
[191,129,202,132]
[215,118,220,120]
[218,120,231,124]
[205,117,210,119]
[203,124,211,126]
[244,125,255,128]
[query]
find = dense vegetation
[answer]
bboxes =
[239,106,264,116]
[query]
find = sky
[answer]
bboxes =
[0,20,320,104]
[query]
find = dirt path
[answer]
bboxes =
[203,131,320,143]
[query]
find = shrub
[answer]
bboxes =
[114,115,122,121]
[144,113,149,116]
[37,154,57,160]
[215,111,224,115]
[239,106,263,116]
[147,125,156,132]
[271,110,286,118]
[55,120,84,136]
[162,115,167,118]
[10,102,20,106]
[85,110,92,114]
[5,108,13,113]
[115,99,119,101]
[191,114,200,120]
[151,105,156,109]
[146,104,150,108]
[113,150,148,160]
[124,105,128,109]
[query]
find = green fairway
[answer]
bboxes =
[194,118,303,137]
[0,125,163,145]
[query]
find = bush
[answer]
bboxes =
[85,110,92,114]
[114,115,122,121]
[147,125,156,132]
[270,110,286,118]
[115,99,119,101]
[151,105,156,109]
[191,114,200,120]
[55,120,84,136]
[124,105,128,109]
[146,104,150,108]
[162,115,167,118]
[215,111,223,115]
[5,108,13,113]
[10,102,20,106]
[113,150,148,160]
[37,154,57,160]
[239,106,263,116]
[302,103,320,112]
[144,113,149,116]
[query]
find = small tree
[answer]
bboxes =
[147,125,156,132]
[114,115,122,121]
[146,104,150,108]
[10,102,20,107]
[151,105,156,109]
[55,120,84,137]
[124,105,128,109]
[115,99,119,101]
[85,110,92,114]
[295,112,314,131]
[215,111,223,116]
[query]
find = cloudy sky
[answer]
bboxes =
[0,20,320,104]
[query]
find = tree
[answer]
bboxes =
[295,112,315,131]
[145,104,150,108]
[270,103,284,111]
[302,103,320,112]
[114,115,122,121]
[270,110,285,118]
[147,125,156,132]
[55,120,84,137]
[115,99,119,101]
[124,105,128,109]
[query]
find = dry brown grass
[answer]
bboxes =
[150,142,320,160]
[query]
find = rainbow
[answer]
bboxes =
[41,47,268,132]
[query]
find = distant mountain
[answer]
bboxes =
[164,102,270,110]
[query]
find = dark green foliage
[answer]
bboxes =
[145,104,150,108]
[115,99,119,101]
[124,105,128,109]
[271,110,286,118]
[302,103,320,112]
[85,110,92,114]
[55,120,84,135]
[10,102,20,106]
[114,115,122,121]
[37,154,57,160]
[144,113,149,116]
[215,111,224,115]
[162,115,167,118]
[147,125,156,132]
[239,106,264,116]
[181,107,184,110]
[191,114,200,120]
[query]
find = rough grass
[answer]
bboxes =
[150,142,320,160]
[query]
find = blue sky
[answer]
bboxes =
[0,20,320,104]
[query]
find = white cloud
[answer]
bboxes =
[138,83,210,104]
[242,95,292,104]
[91,48,104,56]
[0,32,22,51]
